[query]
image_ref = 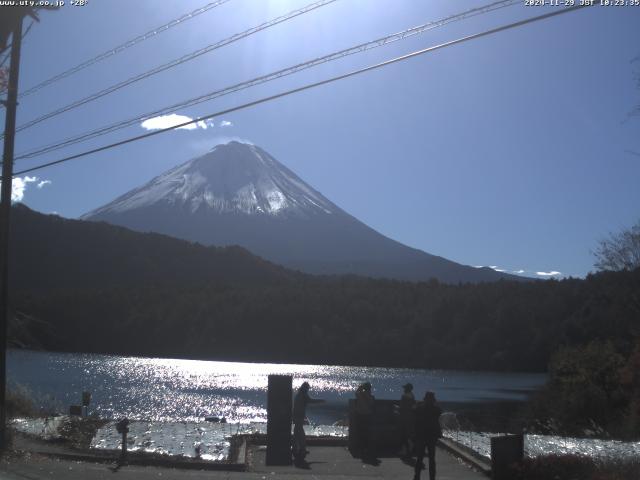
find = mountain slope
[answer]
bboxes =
[10,204,295,292]
[83,141,525,283]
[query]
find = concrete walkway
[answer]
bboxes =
[250,445,486,479]
[0,445,486,480]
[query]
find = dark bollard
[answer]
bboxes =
[490,434,524,480]
[266,374,292,466]
[115,418,130,465]
[82,391,91,417]
[69,405,82,416]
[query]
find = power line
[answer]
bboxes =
[7,0,338,136]
[0,51,10,69]
[0,21,34,70]
[0,0,232,100]
[13,4,593,178]
[15,0,520,161]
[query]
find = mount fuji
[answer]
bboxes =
[83,141,521,283]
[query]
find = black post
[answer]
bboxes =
[121,430,127,462]
[490,434,524,480]
[266,374,292,465]
[0,16,24,452]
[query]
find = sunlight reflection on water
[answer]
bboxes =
[89,421,347,460]
[444,431,640,461]
[8,350,546,424]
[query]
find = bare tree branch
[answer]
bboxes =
[594,220,640,271]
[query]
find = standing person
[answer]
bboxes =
[354,382,375,459]
[398,383,415,458]
[292,382,324,462]
[413,391,442,480]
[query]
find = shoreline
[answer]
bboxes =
[8,347,550,375]
[10,415,640,467]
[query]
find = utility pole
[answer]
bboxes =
[0,16,24,451]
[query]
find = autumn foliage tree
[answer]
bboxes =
[0,66,7,91]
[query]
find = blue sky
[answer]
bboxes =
[4,0,640,278]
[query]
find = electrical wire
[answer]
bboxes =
[8,0,338,135]
[13,4,593,178]
[0,0,232,100]
[15,0,520,161]
[0,51,10,70]
[0,21,34,70]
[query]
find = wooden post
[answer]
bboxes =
[0,16,24,452]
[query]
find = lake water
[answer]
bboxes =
[8,349,546,425]
[445,431,640,462]
[10,350,640,463]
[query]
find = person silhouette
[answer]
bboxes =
[354,382,375,459]
[399,382,415,458]
[413,391,442,480]
[292,381,324,462]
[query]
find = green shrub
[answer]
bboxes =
[5,386,38,418]
[5,384,60,418]
[527,340,639,438]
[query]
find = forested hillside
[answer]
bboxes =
[13,270,639,372]
[10,204,296,291]
[9,204,640,374]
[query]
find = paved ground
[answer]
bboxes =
[250,445,487,479]
[0,445,487,480]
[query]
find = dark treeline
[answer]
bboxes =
[12,269,639,373]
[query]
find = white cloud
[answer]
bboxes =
[210,136,254,147]
[219,120,233,127]
[486,265,506,272]
[12,176,38,202]
[536,271,562,277]
[1,176,37,202]
[187,136,254,154]
[472,266,562,277]
[474,265,508,272]
[37,180,52,189]
[140,114,209,131]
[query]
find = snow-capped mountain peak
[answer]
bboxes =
[85,142,336,218]
[83,141,527,284]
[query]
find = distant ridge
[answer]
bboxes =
[10,203,294,292]
[83,141,528,283]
